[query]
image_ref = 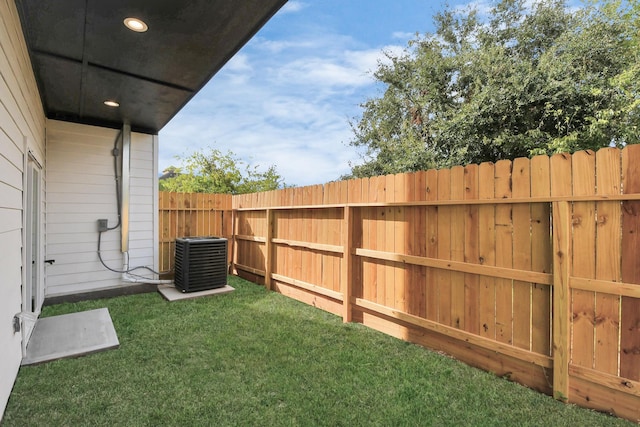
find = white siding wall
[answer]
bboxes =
[46,120,157,296]
[128,133,157,274]
[0,0,46,418]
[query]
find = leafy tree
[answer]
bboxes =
[159,148,286,194]
[347,0,638,178]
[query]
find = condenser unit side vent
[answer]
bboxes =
[174,237,227,292]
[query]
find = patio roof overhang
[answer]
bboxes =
[15,0,287,134]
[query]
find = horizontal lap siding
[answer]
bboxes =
[46,120,156,296]
[128,133,156,278]
[0,0,45,418]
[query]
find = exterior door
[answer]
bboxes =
[22,153,43,350]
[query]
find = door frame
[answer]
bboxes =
[21,141,44,354]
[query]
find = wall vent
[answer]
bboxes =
[174,237,227,292]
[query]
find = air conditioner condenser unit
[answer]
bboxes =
[174,237,227,292]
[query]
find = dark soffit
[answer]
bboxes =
[16,0,287,134]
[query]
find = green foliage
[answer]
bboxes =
[159,148,286,194]
[348,0,639,177]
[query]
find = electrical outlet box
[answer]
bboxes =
[97,219,109,232]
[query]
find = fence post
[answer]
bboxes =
[342,206,353,322]
[229,209,236,274]
[552,200,571,402]
[264,208,274,291]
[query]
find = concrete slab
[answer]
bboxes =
[22,308,119,366]
[158,284,235,301]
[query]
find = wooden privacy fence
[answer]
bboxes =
[158,192,232,277]
[230,146,640,423]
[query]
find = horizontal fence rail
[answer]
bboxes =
[160,147,640,423]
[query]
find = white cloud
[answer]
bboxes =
[279,1,308,14]
[254,38,321,54]
[225,53,252,73]
[275,58,373,88]
[453,0,494,17]
[159,17,400,186]
[392,31,416,40]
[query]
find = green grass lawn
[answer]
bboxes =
[2,276,632,426]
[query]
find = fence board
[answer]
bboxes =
[495,159,513,344]
[436,168,452,326]
[450,166,465,329]
[478,162,496,340]
[464,164,480,335]
[594,148,621,375]
[530,155,552,356]
[384,174,396,308]
[394,173,407,312]
[621,145,640,382]
[349,179,363,301]
[410,172,426,317]
[375,176,387,306]
[512,157,532,351]
[571,150,597,369]
[425,169,439,322]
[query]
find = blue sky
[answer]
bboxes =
[158,0,473,187]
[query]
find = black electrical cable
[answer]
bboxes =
[96,129,168,276]
[97,231,163,275]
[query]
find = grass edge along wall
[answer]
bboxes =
[161,146,640,423]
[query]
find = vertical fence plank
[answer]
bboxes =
[437,168,452,325]
[301,186,312,286]
[394,173,407,311]
[265,209,274,290]
[594,148,621,375]
[294,188,304,282]
[464,164,480,335]
[425,169,439,321]
[621,145,640,381]
[450,166,466,329]
[572,150,597,369]
[495,160,513,344]
[275,209,285,279]
[159,191,170,273]
[411,171,427,318]
[512,157,532,351]
[478,162,496,340]
[552,200,572,402]
[230,208,237,274]
[530,155,552,356]
[312,185,323,291]
[349,179,363,301]
[362,181,375,303]
[551,152,573,402]
[375,176,386,305]
[333,183,347,293]
[384,174,396,308]
[342,205,353,322]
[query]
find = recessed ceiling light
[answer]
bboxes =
[104,100,120,107]
[123,17,148,32]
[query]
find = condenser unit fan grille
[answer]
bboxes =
[174,237,227,292]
